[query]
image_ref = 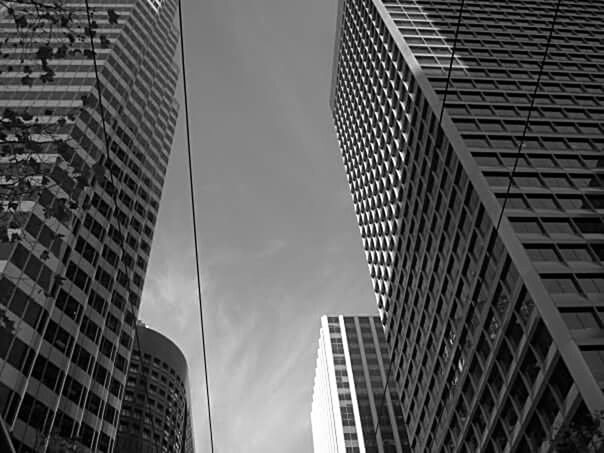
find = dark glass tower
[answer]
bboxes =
[330,1,604,452]
[311,315,409,453]
[115,323,194,453]
[0,0,179,451]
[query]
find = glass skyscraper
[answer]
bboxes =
[330,0,604,452]
[0,0,179,451]
[115,323,194,453]
[311,315,409,453]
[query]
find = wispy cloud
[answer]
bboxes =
[141,225,374,452]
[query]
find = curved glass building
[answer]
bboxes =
[115,323,194,453]
[330,0,604,452]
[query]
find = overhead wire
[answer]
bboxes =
[176,0,216,451]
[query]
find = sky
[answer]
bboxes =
[138,0,377,451]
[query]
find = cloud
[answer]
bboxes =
[140,224,374,451]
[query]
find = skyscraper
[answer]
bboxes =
[311,315,409,453]
[0,0,179,451]
[115,323,194,453]
[330,0,604,452]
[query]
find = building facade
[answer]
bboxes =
[311,315,409,453]
[330,0,604,452]
[115,323,194,453]
[0,0,179,451]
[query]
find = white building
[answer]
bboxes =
[311,315,409,453]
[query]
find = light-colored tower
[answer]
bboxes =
[330,0,604,452]
[0,0,180,451]
[115,323,194,453]
[311,315,409,453]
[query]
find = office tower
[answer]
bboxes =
[115,323,194,453]
[311,315,409,453]
[0,0,179,450]
[330,0,604,452]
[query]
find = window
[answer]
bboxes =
[56,290,83,322]
[577,276,604,293]
[543,220,575,235]
[527,196,558,210]
[501,154,529,167]
[557,196,586,209]
[490,137,516,149]
[514,175,542,188]
[543,175,572,188]
[581,350,604,381]
[474,154,501,166]
[510,219,543,234]
[526,246,559,262]
[542,276,578,294]
[529,156,556,168]
[571,175,597,188]
[486,175,510,186]
[556,157,582,168]
[559,246,593,262]
[560,310,600,329]
[550,361,572,400]
[574,218,604,235]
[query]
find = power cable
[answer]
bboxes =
[176,0,215,451]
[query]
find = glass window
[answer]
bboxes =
[510,219,543,234]
[501,154,529,167]
[526,246,559,262]
[486,175,510,187]
[490,137,517,149]
[466,137,489,148]
[577,276,604,293]
[559,246,593,262]
[503,196,528,209]
[541,276,578,294]
[543,175,572,188]
[581,351,604,381]
[493,106,517,116]
[575,218,604,235]
[474,154,501,166]
[556,157,583,168]
[572,175,599,189]
[561,310,600,329]
[583,157,604,170]
[557,196,587,210]
[542,220,575,235]
[527,196,558,210]
[529,156,556,168]
[514,175,543,188]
